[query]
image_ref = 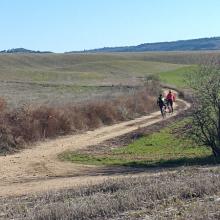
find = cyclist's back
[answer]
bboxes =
[157,95,164,107]
[157,94,166,117]
[166,90,175,113]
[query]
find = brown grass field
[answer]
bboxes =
[1,51,220,107]
[0,51,215,107]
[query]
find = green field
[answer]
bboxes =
[158,65,197,87]
[0,53,187,84]
[61,120,219,168]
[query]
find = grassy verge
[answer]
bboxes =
[61,120,220,168]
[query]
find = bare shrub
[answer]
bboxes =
[0,122,17,154]
[0,86,159,153]
[31,106,71,137]
[0,97,6,111]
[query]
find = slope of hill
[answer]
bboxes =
[0,53,186,107]
[0,51,219,107]
[69,37,220,53]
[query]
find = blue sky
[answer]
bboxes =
[0,0,220,52]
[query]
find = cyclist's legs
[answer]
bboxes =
[168,100,173,113]
[170,100,173,112]
[159,105,164,117]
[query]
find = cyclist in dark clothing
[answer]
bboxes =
[157,94,166,118]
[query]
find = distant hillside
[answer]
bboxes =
[0,48,52,54]
[69,37,220,53]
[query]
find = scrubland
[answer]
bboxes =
[0,167,220,220]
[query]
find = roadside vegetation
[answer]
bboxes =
[0,83,159,155]
[1,167,220,219]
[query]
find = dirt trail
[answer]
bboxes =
[0,96,191,197]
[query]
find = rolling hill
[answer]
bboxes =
[0,48,52,54]
[3,37,220,54]
[69,37,220,53]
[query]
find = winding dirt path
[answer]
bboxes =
[0,95,191,197]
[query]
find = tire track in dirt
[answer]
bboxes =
[0,95,191,197]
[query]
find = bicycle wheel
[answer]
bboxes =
[162,107,166,118]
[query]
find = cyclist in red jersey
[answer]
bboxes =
[166,90,175,113]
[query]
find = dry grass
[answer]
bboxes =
[0,167,220,219]
[0,52,186,108]
[0,86,158,154]
[1,51,220,108]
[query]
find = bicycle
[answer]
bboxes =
[161,105,167,118]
